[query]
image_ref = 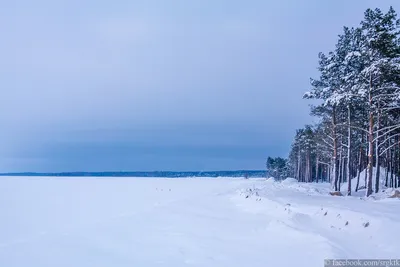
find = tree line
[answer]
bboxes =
[283,7,400,196]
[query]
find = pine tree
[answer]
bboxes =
[288,6,400,196]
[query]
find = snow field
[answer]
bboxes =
[0,176,399,267]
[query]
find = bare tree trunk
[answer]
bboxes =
[304,160,307,182]
[301,161,304,182]
[364,134,368,189]
[366,74,374,197]
[385,147,390,187]
[338,148,343,192]
[341,157,345,191]
[355,151,363,192]
[347,105,352,195]
[390,147,394,188]
[397,137,400,188]
[306,151,311,183]
[324,166,330,182]
[316,156,319,183]
[333,105,339,191]
[375,110,381,193]
[328,164,331,183]
[356,134,364,192]
[296,151,301,181]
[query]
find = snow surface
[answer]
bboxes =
[0,176,399,267]
[344,167,395,198]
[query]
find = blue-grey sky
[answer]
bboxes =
[2,0,399,172]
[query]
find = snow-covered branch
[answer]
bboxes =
[378,133,400,149]
[379,141,400,156]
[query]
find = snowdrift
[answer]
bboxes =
[345,167,389,192]
[233,177,400,263]
[281,177,298,185]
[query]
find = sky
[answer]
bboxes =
[2,0,400,172]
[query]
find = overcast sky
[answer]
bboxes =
[2,0,399,172]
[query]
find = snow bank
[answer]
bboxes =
[281,177,298,185]
[266,177,276,182]
[233,178,400,261]
[345,167,388,192]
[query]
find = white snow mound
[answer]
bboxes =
[281,177,298,185]
[345,167,389,193]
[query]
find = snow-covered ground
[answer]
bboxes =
[343,167,398,199]
[0,176,399,267]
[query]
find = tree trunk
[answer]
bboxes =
[375,110,381,193]
[364,134,368,189]
[338,148,343,192]
[385,147,390,187]
[366,74,374,197]
[325,165,328,182]
[332,105,339,191]
[355,144,362,192]
[356,134,364,192]
[397,137,400,188]
[306,151,311,183]
[316,156,319,183]
[341,157,345,191]
[296,150,301,181]
[328,164,331,183]
[347,105,352,195]
[390,148,394,187]
[375,154,380,193]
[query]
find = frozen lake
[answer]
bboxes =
[1,176,398,267]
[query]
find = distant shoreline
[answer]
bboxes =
[0,170,267,178]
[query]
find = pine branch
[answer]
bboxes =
[321,138,334,149]
[378,133,400,149]
[379,141,400,156]
[373,124,400,139]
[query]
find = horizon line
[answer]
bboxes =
[0,170,267,177]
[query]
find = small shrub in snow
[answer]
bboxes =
[363,222,370,228]
[345,221,349,226]
[324,211,328,216]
